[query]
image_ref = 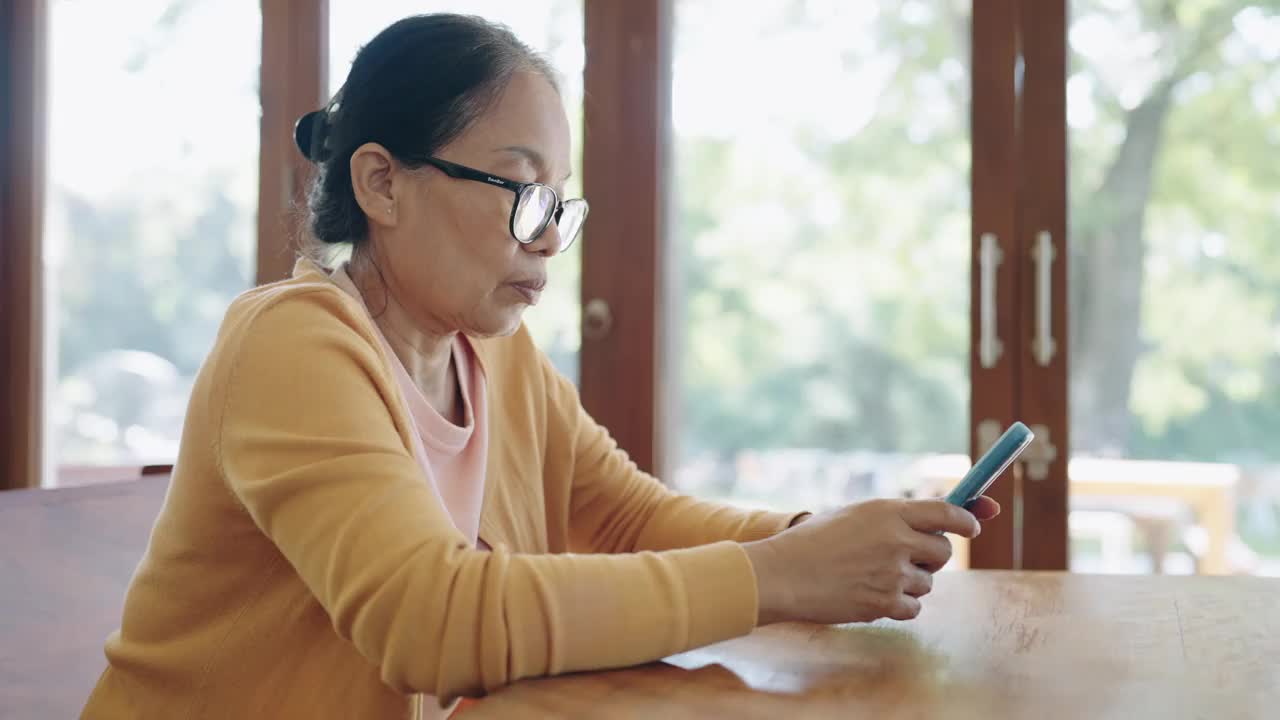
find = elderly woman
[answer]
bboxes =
[83,13,997,720]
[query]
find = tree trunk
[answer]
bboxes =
[1068,1,1246,456]
[1070,78,1178,455]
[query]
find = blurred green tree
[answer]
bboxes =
[672,0,1280,465]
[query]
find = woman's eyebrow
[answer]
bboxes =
[495,145,572,182]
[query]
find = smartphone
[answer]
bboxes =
[944,422,1035,509]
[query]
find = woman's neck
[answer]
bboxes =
[347,252,463,424]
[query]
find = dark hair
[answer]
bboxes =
[294,14,559,247]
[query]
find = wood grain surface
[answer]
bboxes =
[467,571,1280,719]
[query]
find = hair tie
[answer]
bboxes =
[293,109,332,163]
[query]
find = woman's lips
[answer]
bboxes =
[507,277,546,304]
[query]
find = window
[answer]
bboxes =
[668,2,973,511]
[44,0,261,483]
[24,1,1276,577]
[1067,1,1280,574]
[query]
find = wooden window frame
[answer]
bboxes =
[579,0,672,477]
[0,0,327,489]
[258,0,329,286]
[1,0,47,490]
[580,0,1072,569]
[1015,0,1069,570]
[968,0,1070,569]
[967,0,1023,568]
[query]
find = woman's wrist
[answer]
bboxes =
[742,538,790,626]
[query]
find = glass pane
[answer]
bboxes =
[669,2,972,514]
[1068,2,1280,574]
[44,0,261,483]
[329,2,585,381]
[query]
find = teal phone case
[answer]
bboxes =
[945,422,1035,508]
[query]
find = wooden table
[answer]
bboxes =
[0,476,170,719]
[465,572,1280,719]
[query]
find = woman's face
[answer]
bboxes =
[355,70,572,339]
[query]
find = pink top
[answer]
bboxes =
[331,266,489,549]
[332,266,490,717]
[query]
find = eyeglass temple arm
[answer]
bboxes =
[419,157,524,194]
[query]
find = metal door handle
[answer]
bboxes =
[1031,230,1057,367]
[979,232,1004,369]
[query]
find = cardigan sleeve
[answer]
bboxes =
[216,292,761,704]
[541,355,809,554]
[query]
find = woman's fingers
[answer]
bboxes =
[888,594,923,621]
[909,532,954,573]
[902,566,934,598]
[900,500,981,537]
[746,497,997,626]
[967,496,1002,521]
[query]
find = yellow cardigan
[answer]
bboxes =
[82,258,803,719]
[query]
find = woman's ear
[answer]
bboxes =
[350,142,398,227]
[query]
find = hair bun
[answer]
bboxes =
[293,110,330,163]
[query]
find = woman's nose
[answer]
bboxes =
[523,221,562,257]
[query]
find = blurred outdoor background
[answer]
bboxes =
[43,0,1280,574]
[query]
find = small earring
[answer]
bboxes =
[386,207,393,214]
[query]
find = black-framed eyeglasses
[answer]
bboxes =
[411,155,588,254]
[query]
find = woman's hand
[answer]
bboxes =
[742,497,1000,626]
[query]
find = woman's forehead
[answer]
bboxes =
[458,72,570,173]
[492,145,572,183]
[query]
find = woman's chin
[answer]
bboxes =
[467,307,528,339]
